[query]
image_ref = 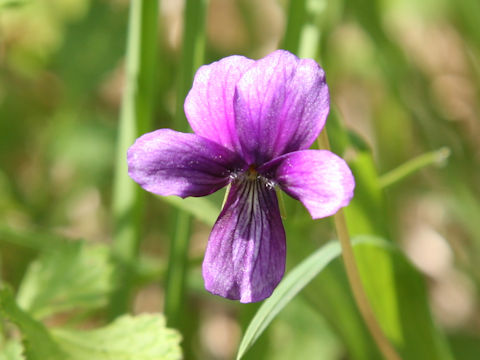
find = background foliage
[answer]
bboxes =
[0,0,479,359]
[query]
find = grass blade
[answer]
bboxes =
[378,147,451,188]
[237,238,370,360]
[110,0,159,316]
[164,0,209,331]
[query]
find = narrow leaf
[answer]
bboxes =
[236,238,371,359]
[238,236,453,360]
[110,0,159,317]
[378,147,451,188]
[354,237,454,360]
[302,236,454,360]
[164,0,209,333]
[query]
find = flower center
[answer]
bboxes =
[227,164,276,190]
[246,164,258,180]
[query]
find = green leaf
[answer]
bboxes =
[282,0,307,54]
[448,332,480,360]
[265,297,343,360]
[324,108,351,156]
[236,238,367,359]
[378,147,450,188]
[16,241,115,319]
[110,0,159,317]
[52,314,182,360]
[323,110,389,238]
[0,286,64,360]
[0,340,25,360]
[238,236,454,360]
[304,236,454,360]
[344,150,389,237]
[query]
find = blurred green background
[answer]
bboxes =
[0,0,479,359]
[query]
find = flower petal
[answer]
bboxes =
[234,50,329,165]
[127,129,246,198]
[260,150,354,219]
[184,55,254,153]
[202,178,286,303]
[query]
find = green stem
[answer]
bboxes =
[378,147,451,188]
[283,0,400,354]
[164,0,208,328]
[282,0,307,54]
[318,130,401,360]
[221,184,232,210]
[174,0,208,130]
[276,188,287,220]
[283,0,325,59]
[110,0,158,317]
[164,211,191,322]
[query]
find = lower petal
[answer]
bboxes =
[260,150,355,219]
[202,178,286,303]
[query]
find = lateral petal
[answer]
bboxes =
[260,150,354,219]
[127,129,246,198]
[202,178,286,303]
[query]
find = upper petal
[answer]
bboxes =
[233,50,329,165]
[202,178,286,303]
[260,150,354,219]
[127,129,246,198]
[184,55,254,153]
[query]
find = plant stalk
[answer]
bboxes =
[110,0,158,317]
[318,130,401,360]
[164,0,208,328]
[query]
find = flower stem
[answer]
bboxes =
[378,147,450,188]
[282,0,307,54]
[276,188,288,220]
[110,0,158,317]
[318,130,401,360]
[164,0,208,328]
[221,183,232,210]
[164,211,191,323]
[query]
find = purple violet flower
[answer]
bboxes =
[127,50,355,303]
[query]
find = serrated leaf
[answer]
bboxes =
[236,238,372,360]
[0,340,25,360]
[52,314,182,360]
[0,287,64,360]
[17,241,115,319]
